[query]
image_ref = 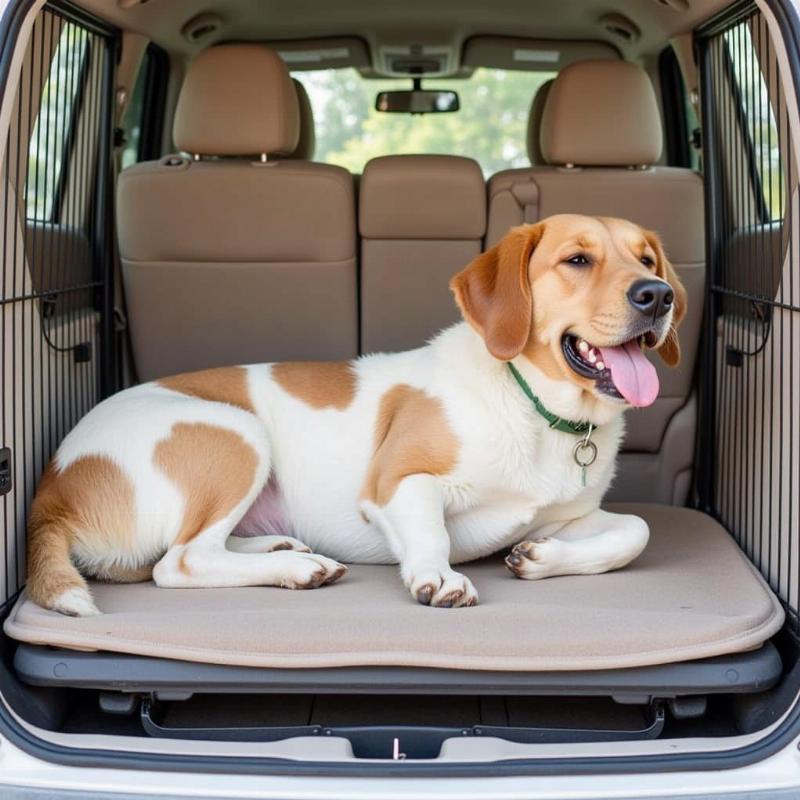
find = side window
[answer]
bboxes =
[685,91,701,172]
[119,44,168,168]
[21,9,111,313]
[25,20,88,221]
[658,46,702,171]
[723,18,784,223]
[120,57,147,169]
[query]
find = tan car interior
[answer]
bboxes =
[117,45,358,379]
[1,0,798,765]
[121,44,699,505]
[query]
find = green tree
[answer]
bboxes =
[295,68,555,175]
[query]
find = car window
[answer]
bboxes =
[25,20,88,221]
[724,20,784,222]
[120,55,148,169]
[293,67,556,175]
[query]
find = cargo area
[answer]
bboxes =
[0,0,799,772]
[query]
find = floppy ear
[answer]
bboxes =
[450,223,544,361]
[645,230,687,368]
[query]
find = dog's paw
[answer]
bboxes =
[227,534,313,554]
[263,535,312,553]
[407,568,478,608]
[279,553,348,590]
[49,586,101,616]
[505,538,565,580]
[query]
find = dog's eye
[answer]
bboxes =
[641,256,655,268]
[565,254,591,267]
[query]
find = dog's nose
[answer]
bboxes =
[626,279,674,319]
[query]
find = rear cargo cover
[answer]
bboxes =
[4,505,785,671]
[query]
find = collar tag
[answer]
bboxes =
[573,424,598,487]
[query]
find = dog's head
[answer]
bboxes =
[450,214,687,409]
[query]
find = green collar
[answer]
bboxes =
[507,362,594,436]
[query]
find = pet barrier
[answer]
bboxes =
[0,2,116,613]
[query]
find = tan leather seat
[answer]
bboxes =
[288,78,315,160]
[117,45,357,380]
[487,60,705,505]
[359,155,486,353]
[527,78,553,165]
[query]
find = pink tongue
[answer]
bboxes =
[598,340,659,408]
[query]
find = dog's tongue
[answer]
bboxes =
[598,340,659,408]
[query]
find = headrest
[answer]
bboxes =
[540,60,663,167]
[359,155,486,240]
[289,78,316,160]
[173,44,299,157]
[527,79,554,165]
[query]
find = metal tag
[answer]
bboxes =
[572,426,597,487]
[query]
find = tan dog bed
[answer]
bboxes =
[5,504,784,672]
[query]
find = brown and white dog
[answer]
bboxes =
[27,214,686,616]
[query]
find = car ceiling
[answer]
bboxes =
[79,0,732,66]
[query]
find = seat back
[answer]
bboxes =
[527,78,554,166]
[117,45,357,380]
[487,60,705,505]
[287,78,315,159]
[359,155,486,353]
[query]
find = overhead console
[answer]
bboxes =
[376,44,460,77]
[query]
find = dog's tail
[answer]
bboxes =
[27,510,99,617]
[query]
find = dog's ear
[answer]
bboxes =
[645,229,687,368]
[450,223,544,361]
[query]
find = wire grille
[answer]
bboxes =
[699,4,800,629]
[0,5,115,609]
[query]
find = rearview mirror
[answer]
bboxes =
[375,89,460,114]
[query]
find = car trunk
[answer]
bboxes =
[0,0,799,776]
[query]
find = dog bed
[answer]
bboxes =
[5,504,785,674]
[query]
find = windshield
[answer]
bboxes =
[293,67,556,175]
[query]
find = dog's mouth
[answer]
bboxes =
[561,332,660,408]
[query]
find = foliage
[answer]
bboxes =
[294,67,555,175]
[725,23,785,221]
[26,24,87,220]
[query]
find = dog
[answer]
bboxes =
[27,214,686,616]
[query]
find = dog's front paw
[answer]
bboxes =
[407,568,478,608]
[505,538,565,580]
[279,553,348,589]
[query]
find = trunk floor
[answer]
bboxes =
[4,504,785,671]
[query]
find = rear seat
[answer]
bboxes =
[116,50,699,504]
[359,155,486,353]
[527,78,553,165]
[287,78,315,159]
[117,45,357,380]
[487,60,705,505]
